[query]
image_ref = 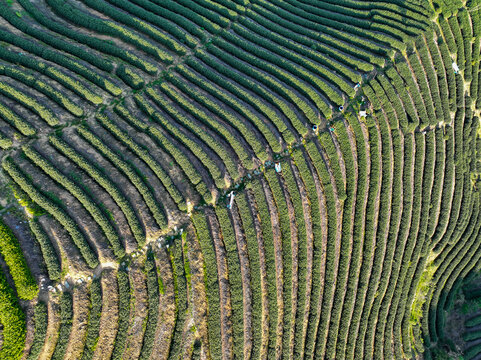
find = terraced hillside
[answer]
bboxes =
[0,0,480,359]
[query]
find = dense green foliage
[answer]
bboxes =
[28,302,48,360]
[111,270,131,360]
[0,218,38,299]
[81,279,102,360]
[0,268,26,360]
[167,238,189,360]
[29,219,61,281]
[192,213,222,359]
[139,254,160,360]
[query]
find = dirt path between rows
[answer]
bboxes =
[230,202,253,360]
[93,268,119,360]
[38,296,60,360]
[122,263,148,360]
[245,188,270,360]
[64,284,90,360]
[206,208,233,360]
[151,247,176,360]
[261,178,284,360]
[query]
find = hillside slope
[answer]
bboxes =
[0,0,480,359]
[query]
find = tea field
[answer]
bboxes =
[0,0,480,359]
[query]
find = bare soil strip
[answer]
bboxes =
[92,269,119,360]
[206,208,233,360]
[38,297,60,360]
[122,263,148,360]
[64,285,90,360]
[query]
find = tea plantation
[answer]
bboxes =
[0,0,480,359]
